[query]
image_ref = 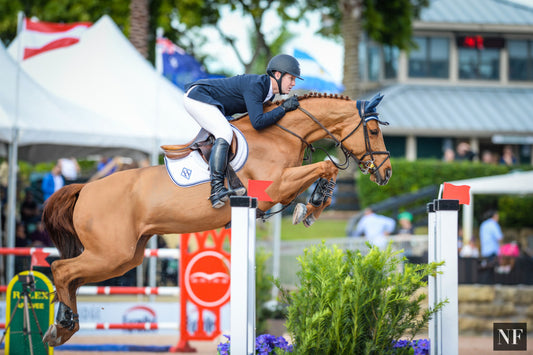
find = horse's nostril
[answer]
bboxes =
[386,168,392,179]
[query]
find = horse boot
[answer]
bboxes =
[209,138,232,208]
[309,178,334,207]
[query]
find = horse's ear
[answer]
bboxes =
[366,93,384,112]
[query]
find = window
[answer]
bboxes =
[384,46,399,79]
[509,40,533,81]
[408,37,449,78]
[458,47,500,80]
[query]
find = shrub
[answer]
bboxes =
[356,159,532,228]
[279,242,445,354]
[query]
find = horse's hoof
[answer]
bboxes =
[234,187,247,196]
[292,203,307,225]
[43,324,62,346]
[303,214,316,228]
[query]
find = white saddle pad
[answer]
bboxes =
[164,126,248,187]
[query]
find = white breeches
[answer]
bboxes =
[183,93,233,144]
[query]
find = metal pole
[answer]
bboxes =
[271,203,282,299]
[433,199,459,355]
[230,196,256,355]
[147,149,159,302]
[427,202,438,355]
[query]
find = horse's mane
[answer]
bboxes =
[231,92,351,123]
[270,92,351,106]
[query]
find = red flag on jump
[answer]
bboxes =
[442,182,471,205]
[19,17,91,60]
[31,249,51,268]
[248,180,273,201]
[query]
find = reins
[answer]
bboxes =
[274,100,391,174]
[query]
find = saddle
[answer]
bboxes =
[161,129,245,193]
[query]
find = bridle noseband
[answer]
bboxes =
[275,101,391,175]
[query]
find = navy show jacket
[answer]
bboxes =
[185,74,286,130]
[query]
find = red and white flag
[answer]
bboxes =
[19,17,91,60]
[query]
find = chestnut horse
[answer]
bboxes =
[42,92,391,346]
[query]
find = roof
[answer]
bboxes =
[420,0,533,26]
[449,170,533,195]
[369,84,533,137]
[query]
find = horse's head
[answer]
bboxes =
[348,93,392,185]
[271,92,392,185]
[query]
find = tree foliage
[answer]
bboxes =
[0,0,130,45]
[0,0,430,89]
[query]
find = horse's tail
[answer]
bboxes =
[42,183,85,260]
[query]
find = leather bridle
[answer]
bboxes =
[275,102,391,175]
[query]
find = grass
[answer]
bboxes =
[256,216,349,241]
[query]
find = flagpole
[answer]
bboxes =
[145,28,165,301]
[6,11,25,282]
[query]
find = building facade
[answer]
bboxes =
[358,0,533,164]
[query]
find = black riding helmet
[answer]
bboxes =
[266,54,303,94]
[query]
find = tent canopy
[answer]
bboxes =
[8,14,200,159]
[449,170,533,195]
[447,170,533,242]
[0,41,152,162]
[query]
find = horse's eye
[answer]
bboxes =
[370,129,379,135]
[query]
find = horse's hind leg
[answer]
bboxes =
[44,236,149,346]
[43,257,84,346]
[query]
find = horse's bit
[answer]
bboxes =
[275,102,391,175]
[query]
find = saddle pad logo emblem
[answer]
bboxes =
[181,167,192,180]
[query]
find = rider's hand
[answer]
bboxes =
[281,96,299,112]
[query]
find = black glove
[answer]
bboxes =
[281,96,299,112]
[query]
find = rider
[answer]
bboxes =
[183,54,303,208]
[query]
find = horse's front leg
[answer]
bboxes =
[299,177,337,227]
[266,160,338,225]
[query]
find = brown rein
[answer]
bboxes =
[275,104,390,174]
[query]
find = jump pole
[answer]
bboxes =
[427,199,460,355]
[230,196,257,355]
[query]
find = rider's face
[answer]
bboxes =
[274,72,296,94]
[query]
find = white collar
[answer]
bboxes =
[264,80,274,103]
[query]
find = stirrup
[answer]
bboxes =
[209,190,230,208]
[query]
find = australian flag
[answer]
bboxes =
[156,37,223,90]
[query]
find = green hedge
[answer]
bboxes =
[356,159,533,228]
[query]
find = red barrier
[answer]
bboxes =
[171,229,231,353]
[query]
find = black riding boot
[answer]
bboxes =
[209,138,231,208]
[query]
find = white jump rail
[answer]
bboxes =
[0,247,180,259]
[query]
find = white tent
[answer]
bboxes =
[447,170,533,242]
[0,42,154,161]
[1,39,167,281]
[8,14,200,158]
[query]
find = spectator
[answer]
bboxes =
[455,142,475,161]
[351,208,396,249]
[59,157,81,181]
[89,156,121,181]
[15,222,32,273]
[481,150,496,164]
[460,235,480,258]
[15,222,31,247]
[443,148,455,162]
[29,221,53,247]
[396,211,414,235]
[41,163,64,201]
[479,210,503,263]
[500,145,517,166]
[20,190,41,235]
